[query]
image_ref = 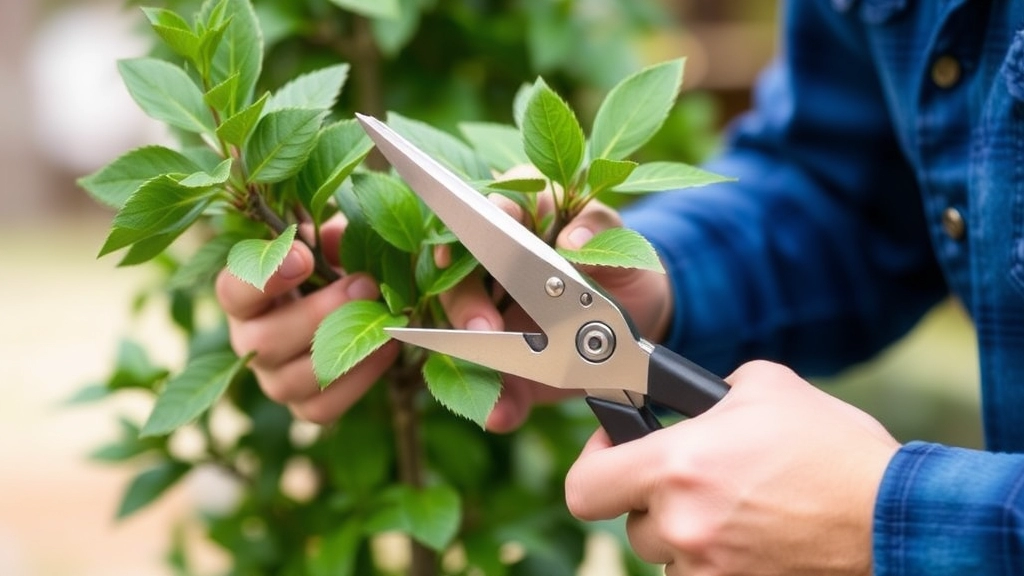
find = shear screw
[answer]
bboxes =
[545,277,565,297]
[576,322,615,363]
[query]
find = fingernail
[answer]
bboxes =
[278,248,306,280]
[345,275,379,300]
[567,226,594,249]
[466,317,492,331]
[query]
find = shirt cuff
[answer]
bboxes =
[873,441,1024,576]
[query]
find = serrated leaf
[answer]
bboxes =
[522,79,585,188]
[312,301,409,387]
[140,352,249,437]
[298,119,373,219]
[557,228,664,273]
[587,158,637,196]
[266,64,349,113]
[226,224,297,290]
[99,175,216,256]
[118,58,215,135]
[328,0,400,19]
[202,0,262,112]
[590,59,685,161]
[380,283,407,314]
[365,484,461,552]
[512,82,537,129]
[459,122,528,172]
[179,158,232,187]
[612,161,735,194]
[423,353,501,428]
[117,231,185,267]
[352,172,425,253]
[244,108,324,184]
[168,233,241,291]
[143,7,201,61]
[217,92,269,146]
[78,146,200,209]
[387,112,491,182]
[117,462,190,519]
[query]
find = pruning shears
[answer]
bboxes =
[356,114,730,444]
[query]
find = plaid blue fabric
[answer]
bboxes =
[624,0,1024,573]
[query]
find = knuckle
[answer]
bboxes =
[660,516,712,556]
[291,397,341,425]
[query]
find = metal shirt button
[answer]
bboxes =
[941,207,966,240]
[931,55,962,88]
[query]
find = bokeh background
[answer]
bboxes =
[1,1,981,574]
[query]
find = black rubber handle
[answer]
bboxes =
[647,344,730,418]
[585,396,663,445]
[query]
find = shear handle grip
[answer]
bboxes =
[648,344,730,418]
[585,396,662,445]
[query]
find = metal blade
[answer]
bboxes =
[357,113,593,335]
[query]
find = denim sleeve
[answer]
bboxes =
[874,442,1024,575]
[622,0,946,377]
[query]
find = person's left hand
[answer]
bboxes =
[565,360,901,576]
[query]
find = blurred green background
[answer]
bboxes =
[0,0,979,574]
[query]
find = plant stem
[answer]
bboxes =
[249,189,340,285]
[387,357,437,576]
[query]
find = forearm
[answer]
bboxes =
[874,442,1024,575]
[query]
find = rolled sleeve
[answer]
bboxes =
[874,441,1024,575]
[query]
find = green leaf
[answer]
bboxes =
[312,301,408,387]
[117,231,187,267]
[90,417,159,462]
[168,233,241,291]
[612,161,735,194]
[118,58,215,135]
[108,340,169,391]
[328,0,400,19]
[140,352,249,437]
[308,518,362,576]
[99,175,216,256]
[380,283,407,314]
[352,172,425,253]
[365,484,461,552]
[557,228,664,273]
[225,224,297,290]
[64,384,109,405]
[244,108,324,184]
[459,122,528,172]
[217,92,269,146]
[328,412,393,495]
[512,82,537,130]
[179,158,232,187]
[423,353,501,428]
[485,178,547,194]
[117,462,190,519]
[387,112,492,182]
[204,72,240,115]
[266,64,349,113]
[202,0,263,112]
[521,79,585,188]
[423,250,479,296]
[371,0,421,55]
[78,146,200,209]
[143,7,201,61]
[586,158,637,196]
[297,119,373,220]
[590,59,685,161]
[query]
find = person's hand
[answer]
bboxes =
[215,218,398,423]
[565,360,901,576]
[441,169,674,432]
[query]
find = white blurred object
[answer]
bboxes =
[27,2,170,174]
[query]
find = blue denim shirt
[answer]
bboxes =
[624,0,1024,573]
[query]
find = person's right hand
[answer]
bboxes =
[215,218,399,423]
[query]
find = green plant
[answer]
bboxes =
[76,1,726,574]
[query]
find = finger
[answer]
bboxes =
[253,354,324,405]
[565,427,660,521]
[438,270,504,332]
[229,274,380,368]
[216,243,314,320]
[289,342,399,424]
[626,511,676,565]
